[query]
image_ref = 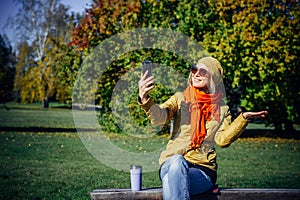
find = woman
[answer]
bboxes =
[138,57,267,200]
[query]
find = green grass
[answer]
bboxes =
[216,138,299,188]
[0,102,74,128]
[0,103,299,199]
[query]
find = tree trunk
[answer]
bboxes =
[42,98,49,108]
[284,119,295,133]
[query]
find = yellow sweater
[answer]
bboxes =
[140,92,249,171]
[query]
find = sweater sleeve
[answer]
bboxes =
[215,109,249,148]
[138,93,179,126]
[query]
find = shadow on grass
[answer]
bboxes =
[241,129,300,140]
[0,126,96,133]
[0,125,299,140]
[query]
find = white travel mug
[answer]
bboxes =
[130,165,142,191]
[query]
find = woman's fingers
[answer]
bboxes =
[243,111,268,120]
[138,72,154,103]
[252,111,268,118]
[139,74,154,88]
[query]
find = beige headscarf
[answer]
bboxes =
[197,57,223,85]
[188,57,224,94]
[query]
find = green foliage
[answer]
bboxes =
[95,49,190,134]
[202,0,300,131]
[54,44,82,106]
[13,0,300,133]
[71,0,208,133]
[50,13,84,106]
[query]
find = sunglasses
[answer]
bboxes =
[191,65,210,76]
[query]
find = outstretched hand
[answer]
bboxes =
[242,111,268,120]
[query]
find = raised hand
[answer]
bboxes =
[138,71,154,104]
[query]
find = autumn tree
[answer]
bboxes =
[11,0,72,107]
[14,41,39,103]
[71,0,212,133]
[71,0,299,134]
[71,0,141,49]
[203,0,300,132]
[50,12,84,105]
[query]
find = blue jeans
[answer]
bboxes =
[159,154,213,200]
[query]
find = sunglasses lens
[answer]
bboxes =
[199,68,208,76]
[191,66,209,76]
[191,66,197,74]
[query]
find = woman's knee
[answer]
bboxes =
[167,154,188,172]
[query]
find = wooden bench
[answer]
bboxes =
[90,188,300,200]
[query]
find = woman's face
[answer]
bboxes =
[191,63,211,91]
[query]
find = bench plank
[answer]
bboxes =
[91,188,300,200]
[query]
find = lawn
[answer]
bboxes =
[0,103,299,199]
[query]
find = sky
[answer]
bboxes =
[0,0,91,48]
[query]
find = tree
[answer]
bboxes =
[11,0,71,107]
[71,0,141,49]
[72,0,299,134]
[0,34,16,106]
[203,0,300,132]
[71,0,210,133]
[14,41,37,103]
[50,12,84,106]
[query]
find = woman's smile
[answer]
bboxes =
[192,74,209,90]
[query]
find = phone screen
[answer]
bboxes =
[142,60,153,79]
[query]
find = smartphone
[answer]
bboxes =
[142,60,153,79]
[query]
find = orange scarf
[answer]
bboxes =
[183,86,222,149]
